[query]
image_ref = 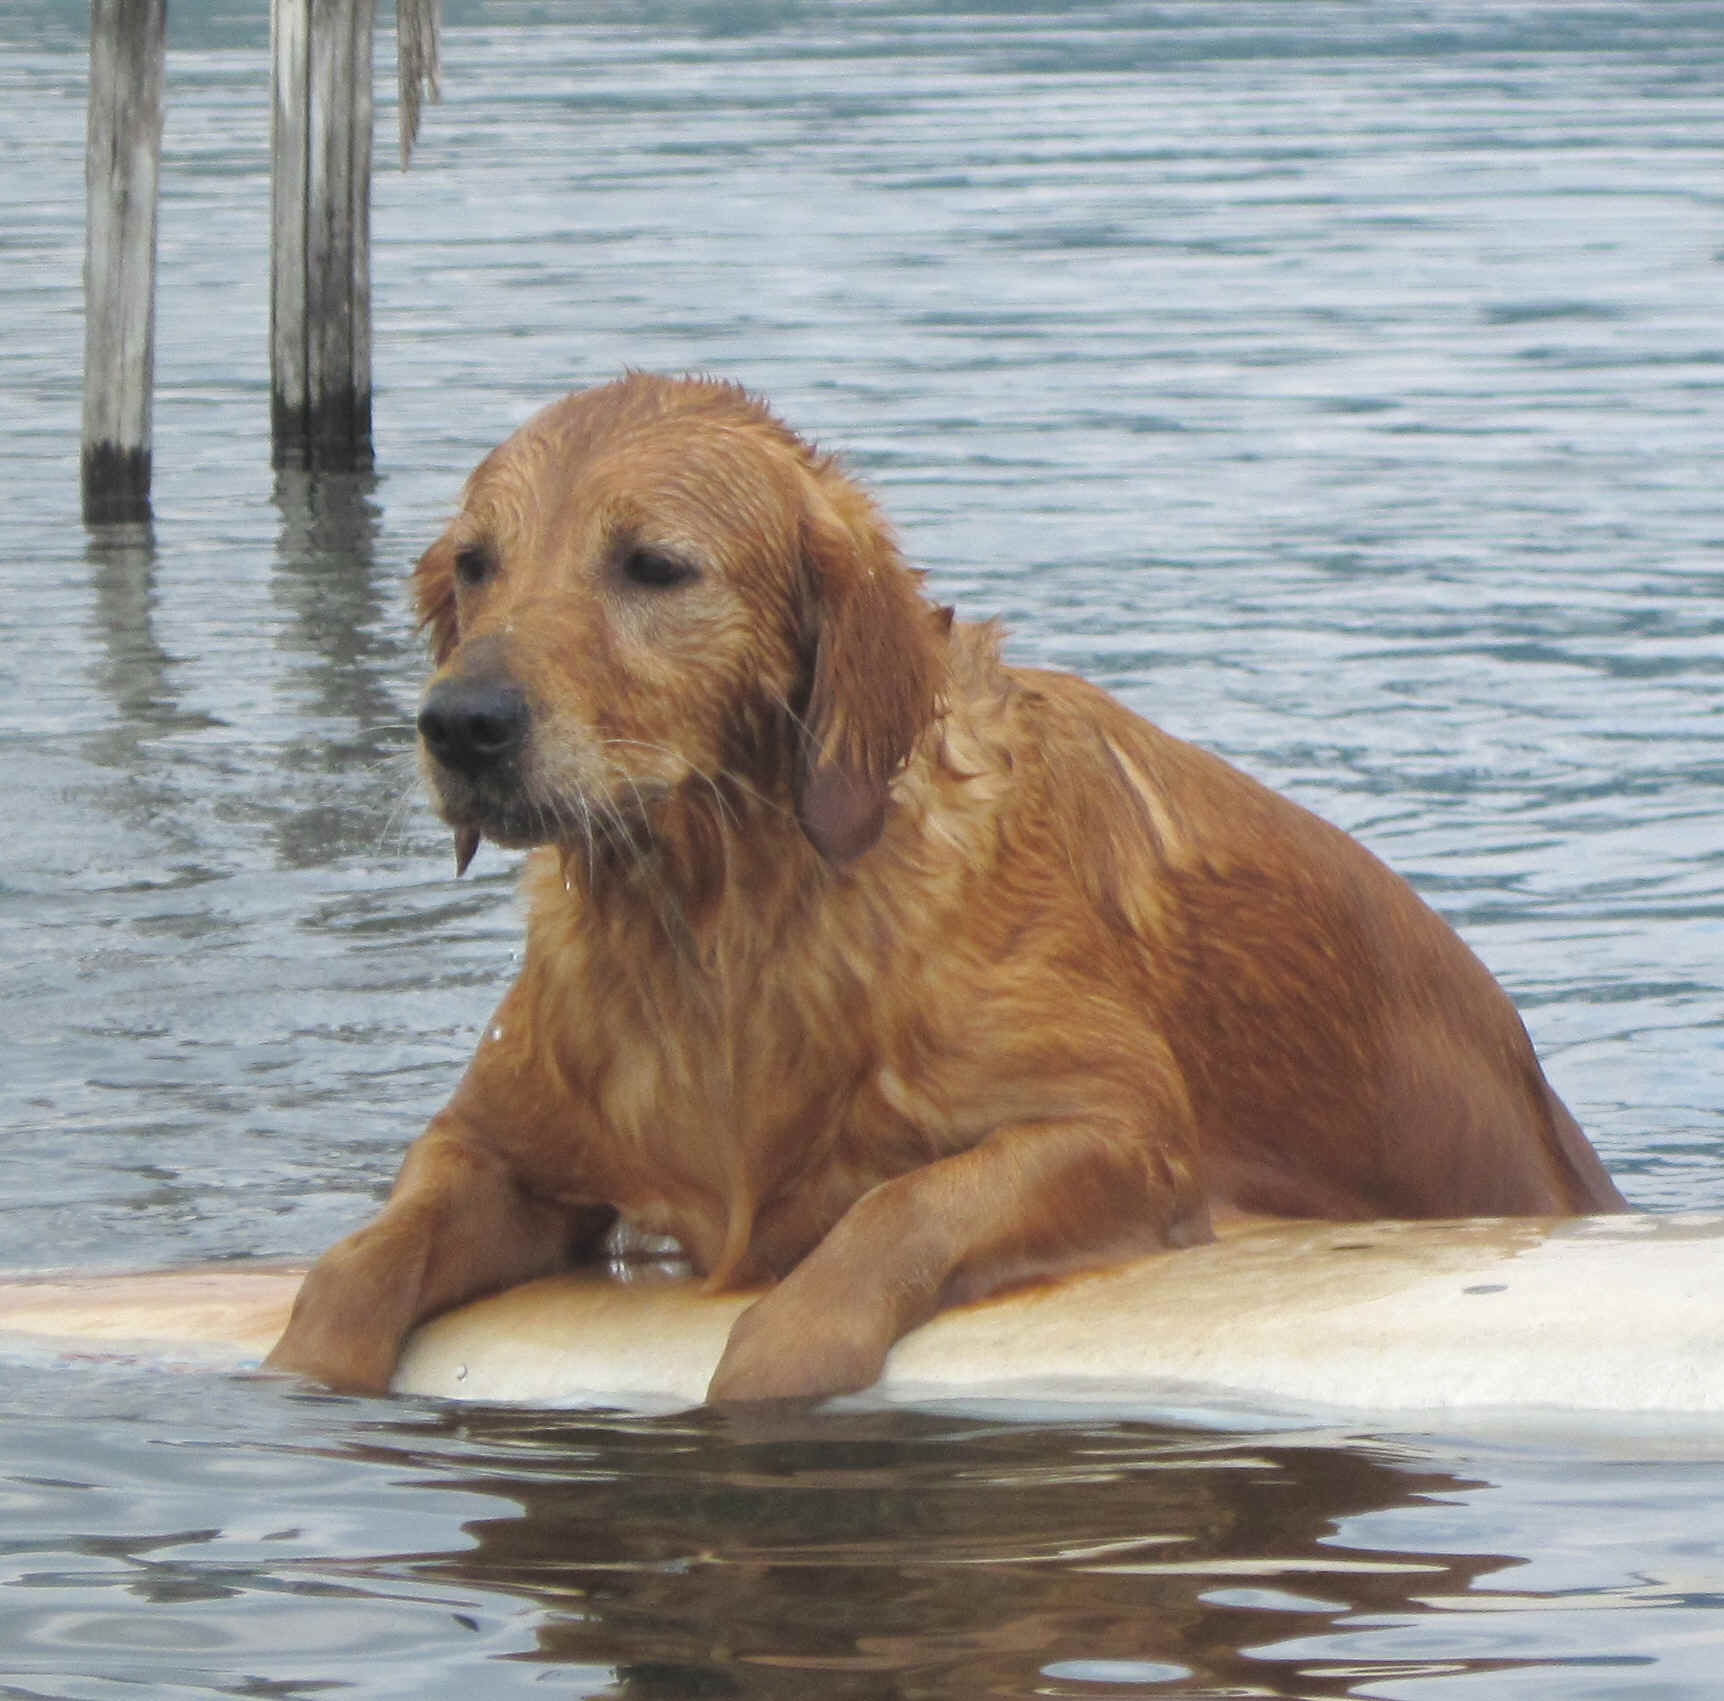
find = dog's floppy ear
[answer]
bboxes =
[412,535,460,666]
[795,478,946,866]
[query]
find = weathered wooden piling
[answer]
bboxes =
[270,0,375,470]
[82,0,167,525]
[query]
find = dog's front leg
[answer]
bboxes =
[265,1124,604,1395]
[706,1119,1209,1403]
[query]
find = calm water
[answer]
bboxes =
[5,1,1724,1694]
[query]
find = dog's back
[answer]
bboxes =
[1011,666,1624,1220]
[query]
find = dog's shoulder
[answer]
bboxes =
[908,636,1191,942]
[958,650,1203,850]
[934,640,1370,946]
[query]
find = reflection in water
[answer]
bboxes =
[379,1406,1526,1697]
[86,519,171,736]
[83,518,223,796]
[271,467,390,731]
[81,520,181,865]
[270,467,419,869]
[4,1365,1713,1700]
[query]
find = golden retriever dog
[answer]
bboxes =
[266,372,1627,1400]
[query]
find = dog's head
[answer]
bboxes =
[411,374,947,880]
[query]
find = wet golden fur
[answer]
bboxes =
[267,373,1625,1400]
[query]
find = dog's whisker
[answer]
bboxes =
[598,735,793,832]
[587,785,708,978]
[766,690,818,747]
[540,790,574,873]
[569,791,598,893]
[596,737,742,834]
[714,767,798,824]
[373,755,432,860]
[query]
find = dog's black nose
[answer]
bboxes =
[418,677,529,775]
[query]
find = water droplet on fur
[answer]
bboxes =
[490,1025,504,1043]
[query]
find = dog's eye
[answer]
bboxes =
[454,544,496,589]
[622,547,698,590]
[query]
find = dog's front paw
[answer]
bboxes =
[262,1258,402,1395]
[263,1333,397,1396]
[706,1291,892,1403]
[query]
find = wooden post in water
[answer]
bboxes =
[270,0,375,469]
[82,0,167,524]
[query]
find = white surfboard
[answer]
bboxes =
[2,1214,1720,1418]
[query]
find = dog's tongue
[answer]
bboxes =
[453,825,480,877]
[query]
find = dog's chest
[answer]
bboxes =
[525,843,988,1266]
[572,928,885,1200]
